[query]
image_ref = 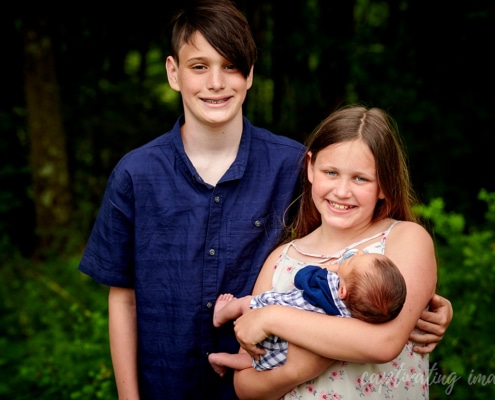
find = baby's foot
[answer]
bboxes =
[213,293,235,327]
[208,353,229,377]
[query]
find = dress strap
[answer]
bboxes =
[280,241,294,256]
[383,220,400,237]
[289,220,400,263]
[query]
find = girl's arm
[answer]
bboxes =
[234,222,438,395]
[234,343,333,400]
[232,245,333,399]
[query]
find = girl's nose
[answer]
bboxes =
[334,179,351,197]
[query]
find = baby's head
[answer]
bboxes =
[338,250,406,323]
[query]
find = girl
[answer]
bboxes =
[233,105,442,399]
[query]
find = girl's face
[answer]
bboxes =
[307,139,385,231]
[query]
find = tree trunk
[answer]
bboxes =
[24,18,72,254]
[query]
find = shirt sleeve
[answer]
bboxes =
[78,166,135,288]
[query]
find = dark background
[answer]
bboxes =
[1,1,494,255]
[1,2,495,399]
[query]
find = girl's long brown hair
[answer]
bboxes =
[284,105,420,242]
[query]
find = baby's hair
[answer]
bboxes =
[344,255,407,323]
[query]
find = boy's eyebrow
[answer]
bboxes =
[183,57,211,65]
[185,56,231,65]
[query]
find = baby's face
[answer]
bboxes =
[337,249,375,280]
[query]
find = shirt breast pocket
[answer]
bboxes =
[224,215,273,289]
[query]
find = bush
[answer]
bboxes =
[415,189,495,398]
[2,191,495,398]
[0,244,116,399]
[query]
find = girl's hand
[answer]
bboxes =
[409,294,453,354]
[234,307,273,360]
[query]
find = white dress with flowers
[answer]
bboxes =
[273,221,429,400]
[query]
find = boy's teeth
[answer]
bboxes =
[205,99,224,104]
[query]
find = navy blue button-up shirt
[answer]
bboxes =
[79,116,306,399]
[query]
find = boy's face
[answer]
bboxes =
[166,31,253,128]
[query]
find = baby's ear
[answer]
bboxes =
[338,284,348,300]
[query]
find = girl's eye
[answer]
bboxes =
[355,176,367,182]
[326,171,337,176]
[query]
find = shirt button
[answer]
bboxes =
[206,302,213,308]
[214,196,220,203]
[254,220,262,227]
[209,249,215,256]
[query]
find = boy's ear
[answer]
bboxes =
[338,284,348,300]
[165,56,180,92]
[246,65,254,90]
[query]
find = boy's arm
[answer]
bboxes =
[109,287,140,400]
[410,293,453,353]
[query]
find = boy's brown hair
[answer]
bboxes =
[169,0,257,78]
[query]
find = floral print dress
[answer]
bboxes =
[272,221,429,400]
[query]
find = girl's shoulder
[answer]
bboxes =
[386,220,434,248]
[263,241,294,264]
[389,220,431,235]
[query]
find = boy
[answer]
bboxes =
[78,1,305,399]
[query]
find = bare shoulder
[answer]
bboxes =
[386,221,436,272]
[264,242,289,265]
[391,220,433,243]
[385,221,436,265]
[253,242,289,293]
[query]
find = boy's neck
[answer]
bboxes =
[181,116,243,186]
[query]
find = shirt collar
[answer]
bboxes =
[170,115,252,185]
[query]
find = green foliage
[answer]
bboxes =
[2,192,495,398]
[0,242,116,399]
[1,192,495,398]
[414,190,495,398]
